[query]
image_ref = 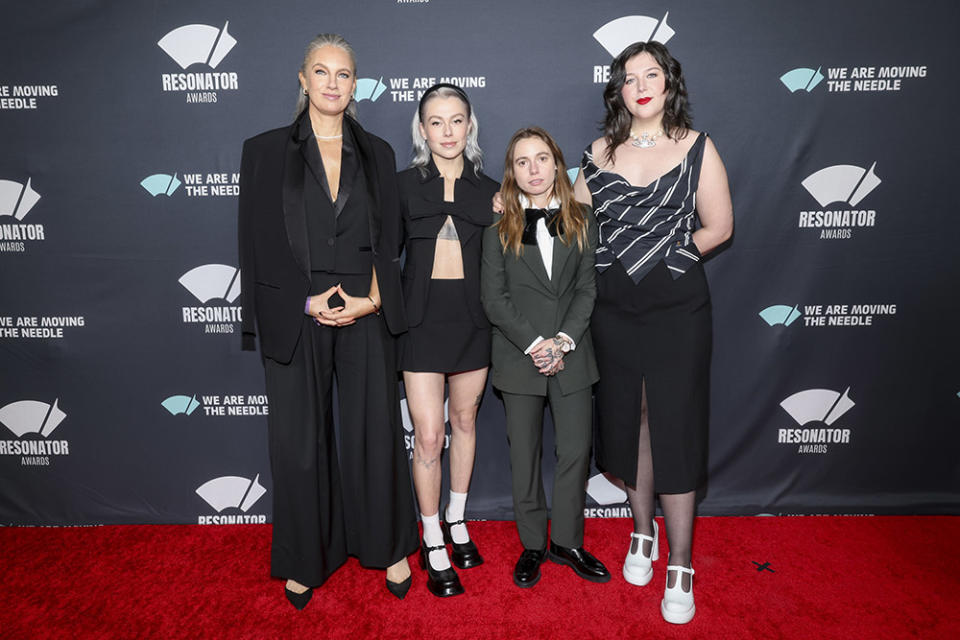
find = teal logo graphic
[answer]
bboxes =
[354,77,387,102]
[0,399,66,437]
[162,395,200,416]
[196,474,266,512]
[780,67,824,93]
[566,168,580,184]
[158,22,237,70]
[0,178,41,220]
[759,304,801,327]
[593,12,674,57]
[141,173,182,197]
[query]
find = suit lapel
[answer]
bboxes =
[551,238,575,292]
[334,141,357,216]
[345,115,381,252]
[520,243,553,291]
[282,125,311,277]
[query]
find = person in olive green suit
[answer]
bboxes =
[481,127,610,588]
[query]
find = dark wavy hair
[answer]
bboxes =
[602,41,692,165]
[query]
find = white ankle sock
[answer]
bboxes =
[421,513,451,571]
[445,491,470,544]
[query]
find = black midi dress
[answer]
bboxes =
[582,133,712,493]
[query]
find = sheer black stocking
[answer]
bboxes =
[624,380,695,590]
[625,381,655,557]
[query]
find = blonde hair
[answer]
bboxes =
[294,33,357,118]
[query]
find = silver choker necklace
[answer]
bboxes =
[629,129,663,148]
[313,132,342,140]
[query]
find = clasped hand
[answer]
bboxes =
[307,284,373,327]
[529,336,567,376]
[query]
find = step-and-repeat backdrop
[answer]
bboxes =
[2,1,958,525]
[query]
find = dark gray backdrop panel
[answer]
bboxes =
[1,0,957,526]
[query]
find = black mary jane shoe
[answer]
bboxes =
[419,540,465,598]
[284,585,314,610]
[385,574,412,600]
[548,541,612,583]
[442,518,485,569]
[513,548,546,588]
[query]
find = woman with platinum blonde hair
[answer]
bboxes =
[396,83,499,597]
[238,32,418,609]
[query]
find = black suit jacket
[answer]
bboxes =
[397,158,498,328]
[238,112,406,363]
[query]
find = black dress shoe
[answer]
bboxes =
[548,542,611,583]
[513,548,546,588]
[284,585,313,610]
[385,574,412,600]
[419,540,465,597]
[442,519,484,569]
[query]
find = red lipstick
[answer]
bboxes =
[637,97,652,105]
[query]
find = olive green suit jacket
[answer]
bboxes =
[480,208,599,396]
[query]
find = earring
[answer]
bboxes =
[303,89,308,96]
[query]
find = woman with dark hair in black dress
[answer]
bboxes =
[573,41,733,624]
[397,83,498,597]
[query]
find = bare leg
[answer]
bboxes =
[403,371,450,570]
[625,380,656,557]
[446,367,488,493]
[404,371,447,516]
[444,367,487,544]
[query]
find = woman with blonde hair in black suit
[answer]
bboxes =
[238,33,418,609]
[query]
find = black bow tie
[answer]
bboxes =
[522,208,562,245]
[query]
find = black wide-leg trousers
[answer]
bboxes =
[263,303,418,587]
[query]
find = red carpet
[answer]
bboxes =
[1,517,957,639]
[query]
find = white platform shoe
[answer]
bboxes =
[660,564,695,624]
[622,519,659,586]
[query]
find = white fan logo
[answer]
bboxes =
[0,178,41,220]
[0,399,66,437]
[801,163,881,207]
[780,388,855,426]
[158,21,237,70]
[196,474,266,512]
[593,11,675,57]
[586,473,627,505]
[179,264,241,303]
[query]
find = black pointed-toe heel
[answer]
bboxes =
[284,585,314,610]
[419,540,465,598]
[442,519,484,569]
[385,574,412,600]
